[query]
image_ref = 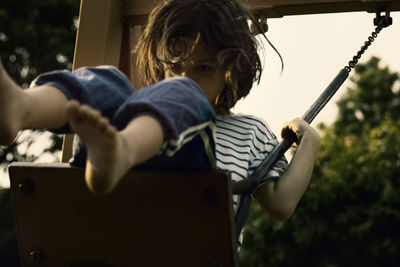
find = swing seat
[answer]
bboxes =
[8,162,238,267]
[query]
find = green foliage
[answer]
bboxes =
[0,1,79,265]
[0,0,79,175]
[0,131,64,175]
[0,0,80,86]
[240,57,400,267]
[334,57,400,136]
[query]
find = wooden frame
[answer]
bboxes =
[249,0,400,17]
[121,0,400,17]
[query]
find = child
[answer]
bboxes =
[0,0,319,227]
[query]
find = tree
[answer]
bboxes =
[0,0,80,171]
[0,1,79,265]
[0,0,80,176]
[0,0,79,86]
[334,57,400,136]
[240,57,400,267]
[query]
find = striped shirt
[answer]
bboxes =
[215,114,288,247]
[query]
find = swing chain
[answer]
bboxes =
[345,11,393,72]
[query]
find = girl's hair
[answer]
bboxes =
[135,0,262,114]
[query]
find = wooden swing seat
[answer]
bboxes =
[9,162,237,266]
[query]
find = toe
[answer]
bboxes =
[97,117,110,131]
[66,100,82,121]
[79,105,101,124]
[104,125,117,137]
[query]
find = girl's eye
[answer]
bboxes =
[196,65,212,71]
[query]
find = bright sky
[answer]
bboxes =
[233,11,400,138]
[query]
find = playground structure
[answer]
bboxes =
[8,0,399,266]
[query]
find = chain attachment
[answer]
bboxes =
[345,11,393,72]
[250,15,268,35]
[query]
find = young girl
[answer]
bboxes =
[1,0,319,229]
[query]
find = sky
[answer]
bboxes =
[233,11,400,137]
[1,11,399,188]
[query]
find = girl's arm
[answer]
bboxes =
[255,118,320,221]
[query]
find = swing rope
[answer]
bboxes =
[233,11,393,240]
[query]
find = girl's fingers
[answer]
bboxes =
[281,118,306,145]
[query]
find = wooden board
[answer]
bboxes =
[121,0,400,18]
[9,162,237,267]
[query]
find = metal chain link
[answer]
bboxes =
[345,14,392,72]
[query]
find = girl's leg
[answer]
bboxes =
[66,100,163,195]
[1,61,163,195]
[112,76,217,170]
[3,65,135,165]
[68,76,216,195]
[0,62,69,145]
[2,63,215,196]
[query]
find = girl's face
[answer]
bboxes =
[163,38,226,111]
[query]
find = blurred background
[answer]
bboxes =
[1,0,399,266]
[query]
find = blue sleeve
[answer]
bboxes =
[30,66,134,133]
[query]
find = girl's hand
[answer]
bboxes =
[280,118,320,146]
[256,118,320,220]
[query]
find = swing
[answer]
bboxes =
[8,1,398,266]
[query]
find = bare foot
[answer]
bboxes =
[0,61,27,145]
[66,100,133,195]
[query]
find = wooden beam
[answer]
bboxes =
[63,0,124,162]
[247,0,400,18]
[73,0,123,69]
[121,0,400,18]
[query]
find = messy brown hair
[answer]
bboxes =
[135,0,262,114]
